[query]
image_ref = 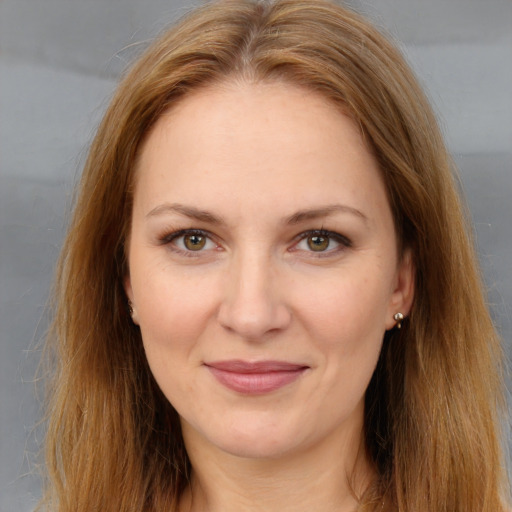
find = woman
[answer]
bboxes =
[40,0,510,510]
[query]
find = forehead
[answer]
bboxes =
[134,81,390,226]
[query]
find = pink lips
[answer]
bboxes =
[205,360,308,395]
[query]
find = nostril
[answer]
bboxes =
[217,299,291,340]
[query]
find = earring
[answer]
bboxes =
[393,312,404,329]
[128,300,134,316]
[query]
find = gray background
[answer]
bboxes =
[1,0,511,510]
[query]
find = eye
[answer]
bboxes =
[294,229,351,254]
[306,234,330,252]
[161,229,218,254]
[182,233,207,251]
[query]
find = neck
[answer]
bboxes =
[179,418,373,512]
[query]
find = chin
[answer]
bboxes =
[215,434,299,460]
[206,417,318,461]
[182,412,307,461]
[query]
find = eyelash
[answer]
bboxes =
[291,229,352,257]
[159,228,352,257]
[159,229,219,257]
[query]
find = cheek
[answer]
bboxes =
[134,271,220,403]
[296,270,390,347]
[131,259,221,353]
[292,268,390,404]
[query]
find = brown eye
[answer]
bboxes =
[184,234,206,251]
[307,235,330,251]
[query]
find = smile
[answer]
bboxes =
[205,360,309,395]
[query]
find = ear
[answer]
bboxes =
[385,249,415,330]
[124,274,139,325]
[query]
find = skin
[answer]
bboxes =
[125,81,414,512]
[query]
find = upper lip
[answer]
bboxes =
[205,360,308,373]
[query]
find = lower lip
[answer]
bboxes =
[206,366,307,394]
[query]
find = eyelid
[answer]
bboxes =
[157,227,351,257]
[159,228,220,255]
[290,229,352,254]
[160,228,212,244]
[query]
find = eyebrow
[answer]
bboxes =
[145,202,368,225]
[146,203,225,224]
[285,205,368,225]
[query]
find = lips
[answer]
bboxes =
[205,360,308,394]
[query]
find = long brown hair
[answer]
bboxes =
[40,0,510,510]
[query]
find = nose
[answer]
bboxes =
[217,251,292,341]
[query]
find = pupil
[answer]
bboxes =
[185,234,206,250]
[308,235,329,251]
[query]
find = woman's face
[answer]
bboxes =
[125,81,413,460]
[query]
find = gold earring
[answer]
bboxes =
[393,312,404,329]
